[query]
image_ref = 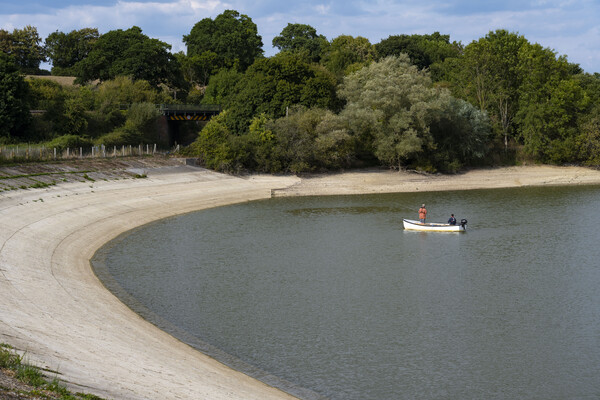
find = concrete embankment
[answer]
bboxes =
[0,164,300,399]
[2,161,600,399]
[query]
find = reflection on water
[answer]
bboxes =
[93,186,600,400]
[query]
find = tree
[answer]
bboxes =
[96,102,162,146]
[189,111,237,171]
[266,106,353,172]
[337,54,491,171]
[26,77,68,140]
[0,53,31,140]
[447,30,527,150]
[375,32,461,72]
[94,76,172,111]
[0,25,45,73]
[428,94,491,170]
[184,10,263,72]
[204,52,338,134]
[321,35,375,78]
[45,28,99,75]
[176,51,218,88]
[515,43,587,162]
[74,26,181,88]
[272,23,328,62]
[577,103,600,165]
[338,55,439,168]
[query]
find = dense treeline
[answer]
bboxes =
[1,12,599,172]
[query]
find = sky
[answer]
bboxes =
[1,0,599,73]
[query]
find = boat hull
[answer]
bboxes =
[403,219,466,232]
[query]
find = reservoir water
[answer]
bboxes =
[93,185,600,399]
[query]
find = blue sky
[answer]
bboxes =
[1,0,599,73]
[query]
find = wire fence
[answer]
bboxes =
[0,144,181,162]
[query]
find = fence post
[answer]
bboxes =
[122,145,125,157]
[129,145,132,156]
[153,144,157,154]
[53,148,57,160]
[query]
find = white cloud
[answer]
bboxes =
[314,4,331,15]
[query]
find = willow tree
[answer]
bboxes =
[339,54,492,171]
[338,54,440,169]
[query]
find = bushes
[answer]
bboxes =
[47,134,93,150]
[96,102,162,146]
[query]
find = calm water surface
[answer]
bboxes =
[93,186,600,399]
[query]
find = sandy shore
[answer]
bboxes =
[1,163,600,399]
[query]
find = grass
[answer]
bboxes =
[0,343,104,399]
[82,173,95,182]
[0,171,94,180]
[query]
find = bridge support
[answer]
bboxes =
[156,115,210,146]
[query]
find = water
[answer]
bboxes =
[93,186,600,399]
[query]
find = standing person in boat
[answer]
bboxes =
[418,204,427,223]
[448,214,457,225]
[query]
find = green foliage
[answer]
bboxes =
[16,363,47,387]
[184,10,263,72]
[47,134,93,150]
[0,344,105,399]
[0,344,21,369]
[95,76,161,107]
[204,52,339,133]
[96,102,161,146]
[0,25,46,73]
[375,32,462,73]
[576,103,600,165]
[338,54,492,171]
[428,94,492,171]
[321,35,375,78]
[272,23,328,62]
[267,106,354,172]
[45,28,99,75]
[1,19,597,169]
[0,53,32,140]
[176,50,218,87]
[339,55,437,168]
[445,30,527,150]
[26,77,90,139]
[74,26,181,88]
[189,111,237,171]
[515,43,587,163]
[202,68,244,107]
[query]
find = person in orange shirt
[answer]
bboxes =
[418,204,427,223]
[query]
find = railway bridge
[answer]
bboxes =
[156,104,221,145]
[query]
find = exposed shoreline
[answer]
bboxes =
[2,162,600,399]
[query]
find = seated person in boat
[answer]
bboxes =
[448,214,457,225]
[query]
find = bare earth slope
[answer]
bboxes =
[2,160,600,399]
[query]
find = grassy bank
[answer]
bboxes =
[0,344,103,400]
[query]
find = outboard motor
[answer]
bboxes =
[460,219,468,228]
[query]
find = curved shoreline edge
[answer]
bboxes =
[2,165,600,399]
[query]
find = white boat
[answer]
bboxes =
[403,218,467,232]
